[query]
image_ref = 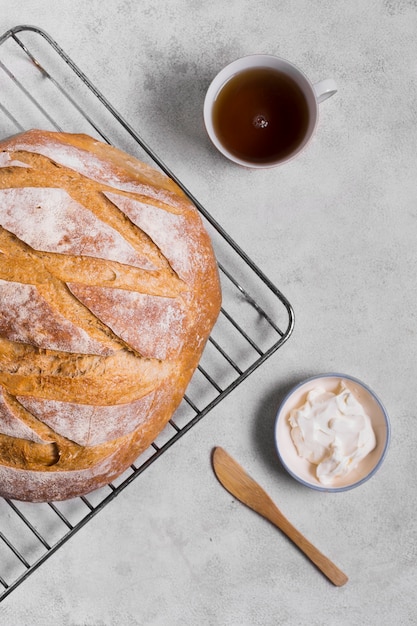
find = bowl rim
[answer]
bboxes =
[274,372,391,492]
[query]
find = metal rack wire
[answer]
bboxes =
[0,25,294,602]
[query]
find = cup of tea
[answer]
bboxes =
[203,54,337,168]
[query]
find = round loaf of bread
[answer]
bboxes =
[0,130,221,501]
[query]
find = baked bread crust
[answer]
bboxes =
[0,130,221,501]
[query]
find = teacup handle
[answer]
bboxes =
[313,78,338,103]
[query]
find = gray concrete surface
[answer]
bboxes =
[0,1,416,624]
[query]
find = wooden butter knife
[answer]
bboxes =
[212,446,348,587]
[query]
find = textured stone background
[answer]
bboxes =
[1,1,417,624]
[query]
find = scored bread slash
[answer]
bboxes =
[0,130,221,502]
[0,433,60,468]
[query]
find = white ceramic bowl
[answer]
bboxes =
[274,373,391,492]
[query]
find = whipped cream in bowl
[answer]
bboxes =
[274,374,390,492]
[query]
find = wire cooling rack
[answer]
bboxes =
[0,25,294,602]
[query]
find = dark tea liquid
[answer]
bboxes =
[212,67,310,164]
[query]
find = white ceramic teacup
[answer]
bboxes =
[203,54,337,168]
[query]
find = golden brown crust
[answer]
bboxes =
[0,130,221,501]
